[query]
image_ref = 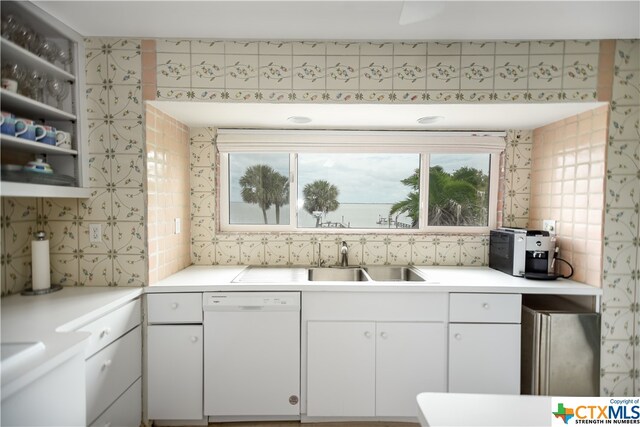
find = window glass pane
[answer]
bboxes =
[297,154,420,229]
[229,153,290,225]
[428,153,490,226]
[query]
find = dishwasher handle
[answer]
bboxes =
[238,305,265,310]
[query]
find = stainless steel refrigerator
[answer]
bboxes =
[521,299,600,396]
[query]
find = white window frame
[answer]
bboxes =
[218,130,505,234]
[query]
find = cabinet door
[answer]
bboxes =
[147,325,203,420]
[376,322,447,417]
[448,323,520,394]
[307,321,375,417]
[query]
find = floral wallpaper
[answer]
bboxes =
[600,39,640,397]
[154,40,600,104]
[189,127,532,267]
[1,38,146,296]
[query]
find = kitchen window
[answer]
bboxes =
[218,130,504,233]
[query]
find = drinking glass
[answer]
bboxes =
[38,39,59,63]
[1,15,20,41]
[28,69,46,102]
[46,78,69,110]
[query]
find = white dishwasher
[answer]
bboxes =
[203,292,301,419]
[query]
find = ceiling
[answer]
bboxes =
[150,101,606,130]
[34,1,640,41]
[34,1,628,130]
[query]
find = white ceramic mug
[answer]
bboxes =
[55,130,72,149]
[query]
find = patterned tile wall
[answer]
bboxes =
[189,128,531,266]
[600,40,640,397]
[530,106,608,287]
[155,40,600,104]
[146,104,191,284]
[0,38,146,295]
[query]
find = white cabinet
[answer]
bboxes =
[0,1,89,197]
[376,322,447,417]
[448,323,520,394]
[78,298,142,426]
[147,325,203,420]
[307,321,375,417]
[306,320,446,418]
[448,293,521,395]
[90,378,141,427]
[146,293,203,421]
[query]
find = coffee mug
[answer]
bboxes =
[41,125,57,146]
[55,130,72,149]
[0,111,15,135]
[1,78,18,93]
[15,118,46,141]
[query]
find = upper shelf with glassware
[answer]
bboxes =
[1,1,89,198]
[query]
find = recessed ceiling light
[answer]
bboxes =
[417,116,444,124]
[287,116,312,124]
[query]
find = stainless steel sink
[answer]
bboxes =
[308,268,369,282]
[363,266,426,282]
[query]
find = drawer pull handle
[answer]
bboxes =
[171,302,179,309]
[104,423,112,427]
[99,327,111,338]
[454,333,462,340]
[101,359,112,371]
[482,303,490,309]
[190,336,199,343]
[364,331,372,338]
[380,332,388,339]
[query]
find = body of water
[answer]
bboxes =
[230,202,415,229]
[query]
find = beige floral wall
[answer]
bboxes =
[530,106,608,287]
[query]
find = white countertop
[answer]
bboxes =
[149,265,602,296]
[1,287,142,399]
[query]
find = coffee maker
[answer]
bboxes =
[489,228,557,278]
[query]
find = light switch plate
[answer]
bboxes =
[175,218,181,234]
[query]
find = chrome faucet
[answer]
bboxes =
[316,242,324,267]
[340,241,349,267]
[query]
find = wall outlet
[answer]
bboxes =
[543,219,556,234]
[175,218,181,234]
[89,224,102,243]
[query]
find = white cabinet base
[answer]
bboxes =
[448,323,521,394]
[90,378,141,427]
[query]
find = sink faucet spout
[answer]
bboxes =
[340,241,349,267]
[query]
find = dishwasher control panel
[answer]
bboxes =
[203,292,300,311]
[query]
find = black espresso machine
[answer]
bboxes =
[489,228,557,279]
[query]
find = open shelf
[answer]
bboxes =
[1,181,91,198]
[0,89,76,121]
[1,38,76,82]
[0,134,77,155]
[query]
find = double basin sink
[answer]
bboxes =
[233,265,429,283]
[307,266,426,282]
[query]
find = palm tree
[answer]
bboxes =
[269,172,289,225]
[239,164,289,224]
[389,168,420,227]
[303,180,340,227]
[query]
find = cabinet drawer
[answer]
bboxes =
[90,378,141,427]
[78,299,141,358]
[147,293,203,324]
[86,326,142,424]
[449,293,521,323]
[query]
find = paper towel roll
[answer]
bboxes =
[31,233,51,291]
